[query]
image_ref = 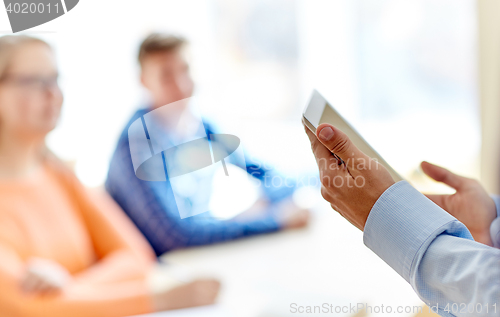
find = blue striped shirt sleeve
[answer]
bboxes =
[364,181,500,316]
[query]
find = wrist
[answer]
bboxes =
[150,289,166,312]
[147,272,184,312]
[471,230,494,247]
[150,287,177,311]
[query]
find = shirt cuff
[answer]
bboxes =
[363,181,468,283]
[490,195,500,248]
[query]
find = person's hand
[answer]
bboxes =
[231,198,270,222]
[305,123,395,231]
[21,257,72,295]
[151,278,221,311]
[421,161,497,246]
[275,199,310,229]
[231,197,310,229]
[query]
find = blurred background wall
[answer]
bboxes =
[477,0,500,194]
[0,1,496,316]
[0,0,483,194]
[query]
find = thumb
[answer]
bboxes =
[316,123,368,164]
[421,161,464,190]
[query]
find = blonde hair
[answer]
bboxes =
[0,35,50,79]
[0,35,58,163]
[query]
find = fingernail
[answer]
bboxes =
[319,127,334,141]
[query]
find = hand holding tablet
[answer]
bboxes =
[303,89,403,182]
[303,89,397,230]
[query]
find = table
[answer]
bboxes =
[136,202,434,317]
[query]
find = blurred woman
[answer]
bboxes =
[0,35,220,317]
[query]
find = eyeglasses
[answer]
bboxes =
[0,73,60,92]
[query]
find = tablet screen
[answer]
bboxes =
[303,90,404,182]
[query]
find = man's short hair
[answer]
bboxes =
[138,33,187,66]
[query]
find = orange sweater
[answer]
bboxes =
[0,159,156,317]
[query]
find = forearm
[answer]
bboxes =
[246,165,297,203]
[0,277,154,317]
[73,249,153,286]
[144,177,280,253]
[413,234,500,316]
[0,246,154,317]
[163,212,280,250]
[364,181,500,316]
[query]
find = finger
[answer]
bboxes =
[35,281,55,295]
[305,125,343,172]
[31,276,50,294]
[22,274,42,293]
[195,280,220,305]
[21,273,36,293]
[421,161,464,190]
[316,124,369,170]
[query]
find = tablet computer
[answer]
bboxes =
[302,89,404,182]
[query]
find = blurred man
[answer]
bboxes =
[106,33,309,256]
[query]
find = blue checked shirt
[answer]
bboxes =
[364,180,500,317]
[105,109,295,256]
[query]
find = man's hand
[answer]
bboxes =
[275,198,310,229]
[152,278,221,311]
[305,123,395,231]
[231,197,310,229]
[21,258,72,295]
[421,161,497,246]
